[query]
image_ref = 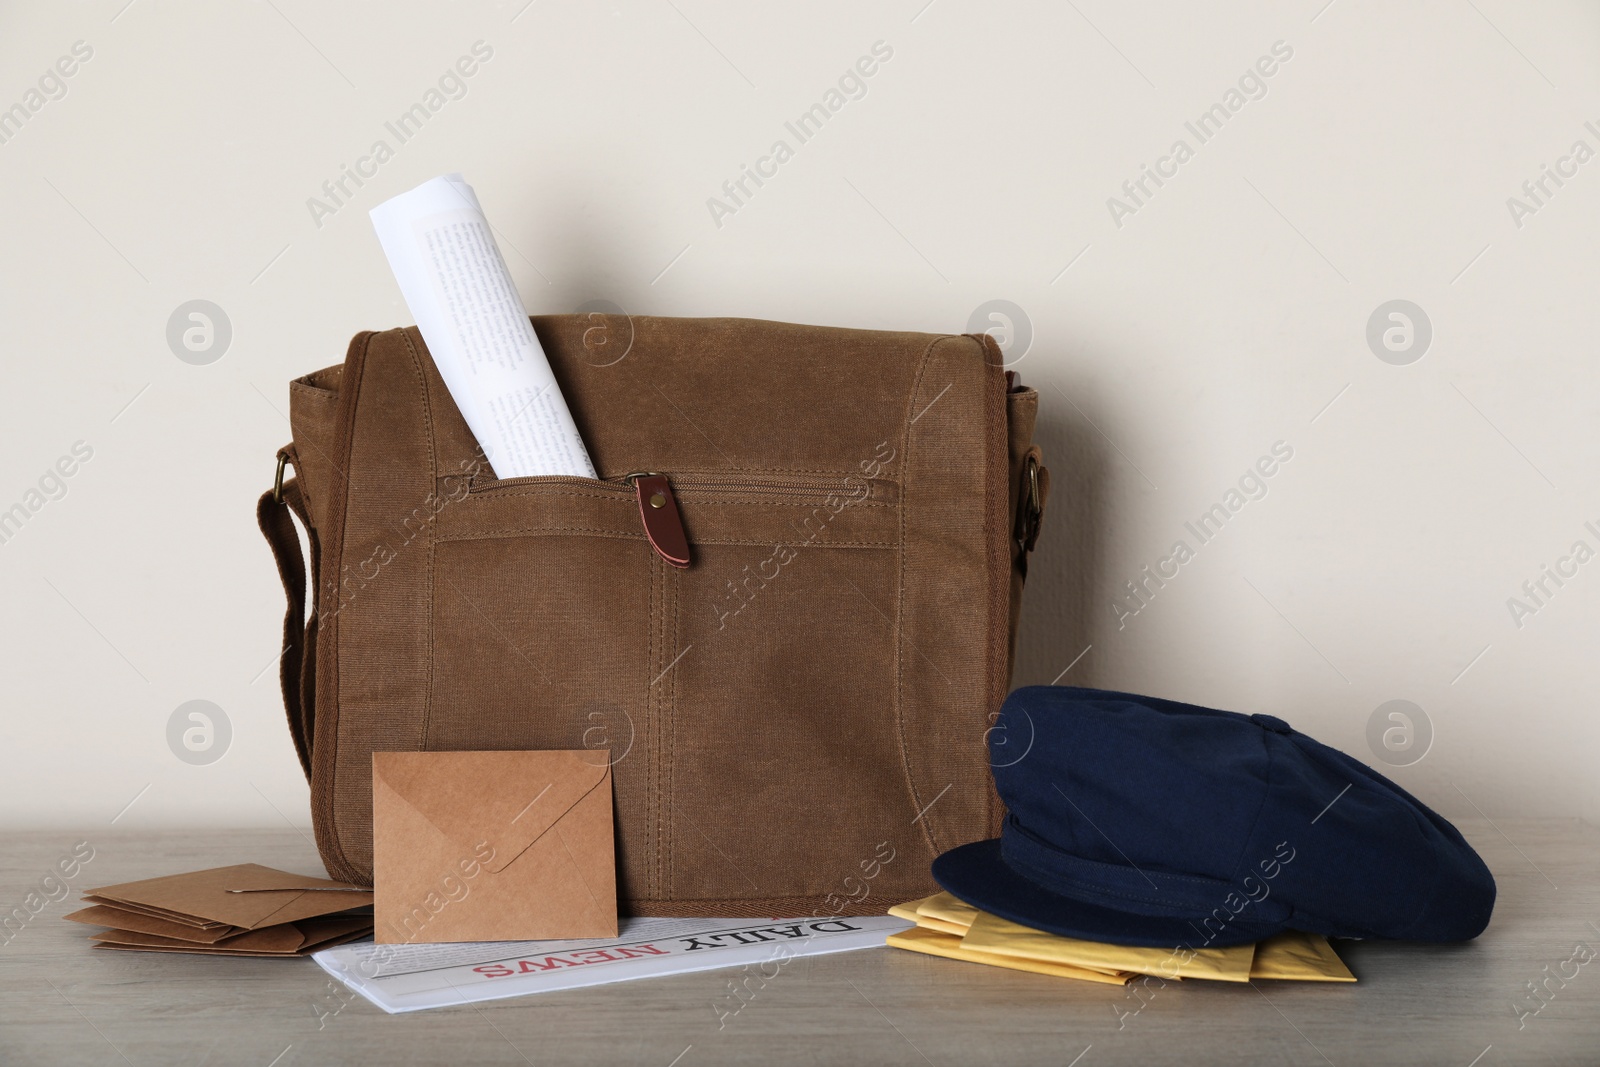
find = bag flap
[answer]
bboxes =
[403,316,991,481]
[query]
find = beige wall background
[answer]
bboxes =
[2,0,1595,832]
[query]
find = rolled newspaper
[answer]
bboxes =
[369,174,596,479]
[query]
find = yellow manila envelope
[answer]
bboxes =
[1250,931,1356,982]
[888,898,1120,976]
[915,892,980,930]
[963,911,1254,982]
[888,896,967,935]
[888,927,1130,986]
[887,896,936,922]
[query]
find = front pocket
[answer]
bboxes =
[428,482,657,899]
[666,537,919,904]
[427,466,922,906]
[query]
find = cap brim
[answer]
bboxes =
[932,839,1281,949]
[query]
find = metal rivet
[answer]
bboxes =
[650,492,666,509]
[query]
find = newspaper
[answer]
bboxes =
[369,173,596,480]
[312,915,912,1013]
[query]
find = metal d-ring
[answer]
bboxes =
[273,450,290,503]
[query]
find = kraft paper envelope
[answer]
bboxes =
[373,750,618,943]
[90,913,374,957]
[80,864,372,934]
[64,904,245,944]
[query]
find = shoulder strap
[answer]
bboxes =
[257,448,318,781]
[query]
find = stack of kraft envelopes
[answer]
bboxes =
[64,864,374,957]
[887,892,1355,984]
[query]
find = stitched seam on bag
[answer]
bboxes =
[895,334,950,859]
[670,499,897,509]
[652,555,665,899]
[646,553,657,899]
[317,330,374,884]
[295,364,344,392]
[619,897,900,917]
[466,489,633,502]
[644,552,653,899]
[985,334,1008,842]
[442,525,639,537]
[421,543,439,749]
[323,326,435,881]
[665,562,679,899]
[400,329,441,754]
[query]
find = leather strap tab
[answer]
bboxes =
[633,474,691,568]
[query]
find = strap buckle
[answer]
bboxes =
[1016,455,1042,553]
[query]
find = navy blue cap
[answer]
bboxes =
[933,686,1495,948]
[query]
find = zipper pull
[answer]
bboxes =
[625,472,691,568]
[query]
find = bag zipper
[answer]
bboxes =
[471,471,871,495]
[468,469,886,569]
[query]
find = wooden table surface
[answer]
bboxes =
[2,821,1596,1066]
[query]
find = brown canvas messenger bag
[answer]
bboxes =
[258,314,1048,915]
